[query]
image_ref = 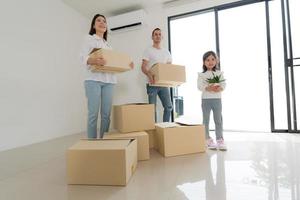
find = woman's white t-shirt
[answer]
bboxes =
[79,34,117,84]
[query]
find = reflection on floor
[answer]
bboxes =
[0,131,299,200]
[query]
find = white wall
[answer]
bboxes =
[0,0,239,151]
[0,0,88,151]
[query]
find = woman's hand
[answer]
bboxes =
[129,62,134,69]
[94,57,106,66]
[87,57,106,66]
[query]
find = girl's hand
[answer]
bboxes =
[206,85,222,92]
[212,85,223,92]
[205,85,214,91]
[129,62,134,69]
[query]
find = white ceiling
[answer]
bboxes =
[62,0,171,18]
[62,0,201,18]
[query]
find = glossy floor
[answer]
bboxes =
[0,131,299,200]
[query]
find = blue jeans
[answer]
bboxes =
[146,84,173,122]
[202,99,223,140]
[84,80,114,138]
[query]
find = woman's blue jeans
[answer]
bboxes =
[84,80,114,138]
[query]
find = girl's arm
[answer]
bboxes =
[197,73,207,91]
[220,71,226,90]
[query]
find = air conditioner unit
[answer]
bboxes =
[107,9,147,32]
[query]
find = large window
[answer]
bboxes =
[169,0,299,133]
[218,3,269,132]
[170,11,215,124]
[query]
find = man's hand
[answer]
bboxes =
[129,62,134,69]
[147,71,155,84]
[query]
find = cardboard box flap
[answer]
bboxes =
[106,131,148,137]
[89,48,101,55]
[69,139,133,150]
[117,103,149,106]
[90,48,132,62]
[150,63,158,69]
[175,122,202,126]
[175,117,202,126]
[151,63,184,69]
[155,122,180,128]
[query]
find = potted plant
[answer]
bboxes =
[206,72,225,86]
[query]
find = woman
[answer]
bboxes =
[80,14,133,138]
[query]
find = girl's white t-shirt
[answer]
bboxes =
[197,70,226,99]
[142,46,172,70]
[79,34,117,84]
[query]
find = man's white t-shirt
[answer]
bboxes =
[142,46,172,70]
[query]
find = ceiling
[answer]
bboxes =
[62,0,201,18]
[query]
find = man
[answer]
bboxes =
[141,28,173,122]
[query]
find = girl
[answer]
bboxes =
[197,51,226,150]
[79,14,133,139]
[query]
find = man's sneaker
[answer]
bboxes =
[206,138,217,150]
[217,139,227,151]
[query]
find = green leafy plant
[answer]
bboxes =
[206,72,225,84]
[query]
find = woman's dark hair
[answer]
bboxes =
[202,51,219,72]
[89,14,108,41]
[152,28,161,36]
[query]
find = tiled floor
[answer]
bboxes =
[0,132,300,200]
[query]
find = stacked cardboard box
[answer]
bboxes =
[145,129,158,149]
[155,122,206,157]
[114,103,155,133]
[104,131,150,161]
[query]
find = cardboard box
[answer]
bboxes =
[89,48,132,73]
[145,129,158,149]
[104,131,150,161]
[150,63,186,87]
[66,139,137,186]
[155,122,205,157]
[114,103,155,133]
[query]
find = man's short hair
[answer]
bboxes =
[152,28,161,36]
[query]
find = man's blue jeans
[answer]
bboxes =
[84,80,114,138]
[146,84,173,122]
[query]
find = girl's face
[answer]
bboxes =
[94,16,107,34]
[204,54,217,70]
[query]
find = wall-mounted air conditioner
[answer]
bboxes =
[107,9,147,32]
